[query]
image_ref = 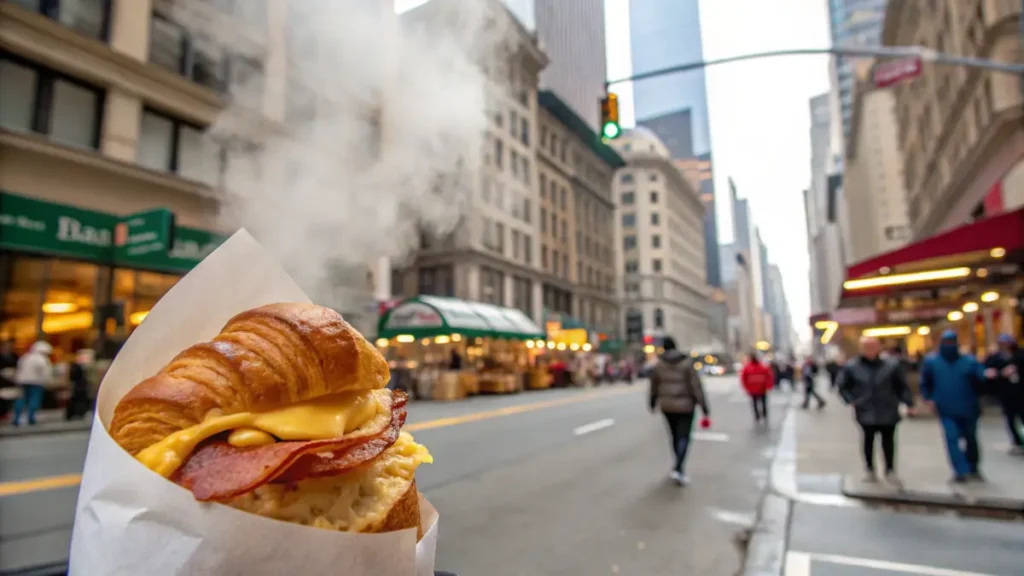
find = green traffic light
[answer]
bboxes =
[602,122,621,139]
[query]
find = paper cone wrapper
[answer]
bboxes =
[68,230,438,576]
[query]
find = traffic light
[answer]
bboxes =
[600,93,620,140]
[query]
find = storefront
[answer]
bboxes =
[819,207,1024,358]
[0,190,224,358]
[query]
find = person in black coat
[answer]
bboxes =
[983,333,1024,452]
[65,350,93,421]
[838,336,913,483]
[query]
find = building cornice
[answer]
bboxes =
[0,130,220,203]
[621,155,703,212]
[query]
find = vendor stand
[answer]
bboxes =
[375,296,545,401]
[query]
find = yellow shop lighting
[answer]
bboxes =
[451,334,462,342]
[981,291,1000,303]
[947,310,964,322]
[962,302,979,313]
[817,320,839,345]
[42,301,79,314]
[434,335,450,344]
[990,247,1006,258]
[546,341,556,349]
[581,343,593,352]
[862,325,912,338]
[525,340,535,349]
[643,344,656,354]
[917,326,931,336]
[569,343,580,351]
[375,338,389,348]
[843,267,971,291]
[395,334,415,343]
[556,342,567,351]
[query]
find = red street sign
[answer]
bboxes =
[873,57,922,88]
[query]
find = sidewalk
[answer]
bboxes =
[0,409,92,438]
[794,394,1024,514]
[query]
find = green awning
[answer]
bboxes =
[377,295,544,340]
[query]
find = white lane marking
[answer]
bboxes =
[693,431,730,442]
[784,551,812,576]
[573,418,615,436]
[792,492,860,508]
[790,551,997,576]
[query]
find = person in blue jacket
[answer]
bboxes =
[920,330,986,483]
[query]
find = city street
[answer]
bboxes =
[1,377,785,575]
[5,378,1024,575]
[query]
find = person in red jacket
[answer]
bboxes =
[741,351,775,425]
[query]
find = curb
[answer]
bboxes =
[741,397,797,576]
[840,478,1024,515]
[0,420,92,438]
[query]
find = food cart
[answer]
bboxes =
[376,296,546,401]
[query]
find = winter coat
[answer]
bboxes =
[14,341,53,388]
[649,350,709,415]
[983,348,1024,401]
[741,360,774,396]
[920,352,984,418]
[837,356,912,426]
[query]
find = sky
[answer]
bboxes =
[395,0,833,341]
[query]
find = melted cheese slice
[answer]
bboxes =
[136,389,388,478]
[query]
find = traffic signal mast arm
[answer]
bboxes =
[605,45,1024,89]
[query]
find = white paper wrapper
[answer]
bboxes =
[69,230,438,576]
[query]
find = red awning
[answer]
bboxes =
[847,208,1024,279]
[839,208,1024,303]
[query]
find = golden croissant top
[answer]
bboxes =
[110,303,391,455]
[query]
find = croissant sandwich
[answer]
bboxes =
[109,303,432,536]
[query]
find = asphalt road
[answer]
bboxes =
[0,377,784,575]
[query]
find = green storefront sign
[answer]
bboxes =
[0,191,224,273]
[0,192,117,261]
[114,208,175,265]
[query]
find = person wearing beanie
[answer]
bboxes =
[649,336,709,486]
[920,330,987,482]
[983,333,1024,452]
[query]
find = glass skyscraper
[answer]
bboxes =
[629,0,711,156]
[829,0,888,141]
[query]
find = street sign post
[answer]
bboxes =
[873,56,922,88]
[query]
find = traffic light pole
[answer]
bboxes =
[605,45,1024,89]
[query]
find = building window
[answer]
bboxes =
[520,117,529,146]
[620,173,634,184]
[524,236,532,265]
[653,259,663,273]
[523,198,532,224]
[560,187,567,209]
[651,212,660,225]
[494,138,504,169]
[150,12,228,92]
[622,213,636,227]
[138,109,222,186]
[539,173,547,199]
[522,157,531,184]
[540,208,547,233]
[562,254,568,278]
[509,110,518,138]
[513,276,532,317]
[649,173,658,182]
[650,191,659,203]
[621,192,635,205]
[417,265,454,297]
[13,0,111,40]
[550,134,558,156]
[0,56,103,150]
[494,111,503,127]
[552,250,560,275]
[623,235,636,250]
[654,308,664,329]
[550,213,557,237]
[625,260,638,273]
[511,229,521,260]
[652,234,661,248]
[539,125,547,147]
[511,150,519,178]
[561,219,568,242]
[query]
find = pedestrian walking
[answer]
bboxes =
[837,336,914,483]
[11,340,53,426]
[801,357,826,409]
[65,348,95,421]
[920,330,986,483]
[741,351,774,425]
[649,336,710,486]
[825,357,841,391]
[983,334,1024,453]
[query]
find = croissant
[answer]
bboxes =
[108,303,431,536]
[111,303,390,455]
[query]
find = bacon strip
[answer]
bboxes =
[174,391,408,502]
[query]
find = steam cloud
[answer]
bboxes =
[164,0,515,326]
